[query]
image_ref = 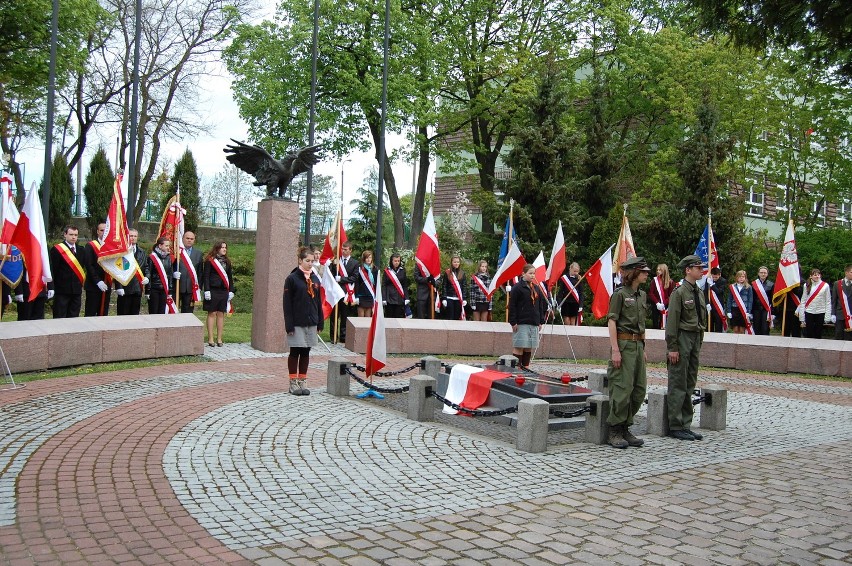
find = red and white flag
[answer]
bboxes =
[317,264,345,320]
[545,221,565,291]
[0,174,19,244]
[319,212,347,266]
[415,207,440,278]
[772,218,800,306]
[488,242,525,296]
[442,364,508,415]
[533,251,549,298]
[365,272,387,377]
[98,174,130,259]
[586,245,614,319]
[158,192,185,262]
[9,183,52,300]
[612,208,636,274]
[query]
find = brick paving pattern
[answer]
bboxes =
[0,343,849,565]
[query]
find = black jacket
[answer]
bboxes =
[81,240,109,291]
[202,257,234,293]
[48,241,84,295]
[146,250,172,292]
[414,265,437,302]
[383,265,408,305]
[283,267,323,333]
[175,247,204,294]
[442,268,467,300]
[509,279,547,326]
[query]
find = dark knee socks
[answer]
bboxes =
[288,347,311,376]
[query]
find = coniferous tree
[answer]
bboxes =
[44,153,74,238]
[83,147,114,238]
[163,150,201,232]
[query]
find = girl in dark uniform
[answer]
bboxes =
[509,264,547,368]
[202,241,235,347]
[283,246,323,395]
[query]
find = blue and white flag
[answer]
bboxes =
[497,216,518,269]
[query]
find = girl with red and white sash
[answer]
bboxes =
[726,270,753,334]
[799,268,832,339]
[441,255,467,321]
[557,262,583,325]
[469,259,493,321]
[382,253,409,319]
[146,236,174,316]
[355,250,379,318]
[201,241,235,347]
[649,263,676,329]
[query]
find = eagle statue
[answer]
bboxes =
[223,139,322,199]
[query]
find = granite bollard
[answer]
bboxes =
[516,398,549,453]
[587,368,608,394]
[408,375,437,422]
[498,354,519,368]
[646,391,669,437]
[419,356,442,379]
[326,359,351,397]
[698,384,727,431]
[584,395,610,445]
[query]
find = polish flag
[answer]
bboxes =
[415,207,440,278]
[533,251,549,298]
[545,221,565,291]
[319,212,347,266]
[442,364,509,414]
[0,174,19,244]
[772,218,800,305]
[317,264,345,320]
[488,242,525,296]
[365,272,387,377]
[586,245,614,319]
[9,184,52,300]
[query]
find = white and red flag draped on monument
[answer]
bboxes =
[415,207,440,278]
[772,218,801,305]
[9,184,52,299]
[612,205,636,275]
[319,211,347,266]
[545,221,565,292]
[586,245,614,319]
[365,272,387,377]
[442,364,509,415]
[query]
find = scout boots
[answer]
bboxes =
[289,375,311,396]
[608,424,628,449]
[622,426,644,447]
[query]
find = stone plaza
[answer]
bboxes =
[0,342,850,565]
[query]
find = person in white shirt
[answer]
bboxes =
[799,269,832,339]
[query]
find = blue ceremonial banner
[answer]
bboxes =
[694,225,710,268]
[497,217,518,269]
[0,245,24,288]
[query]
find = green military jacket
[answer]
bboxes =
[665,279,707,351]
[607,285,648,335]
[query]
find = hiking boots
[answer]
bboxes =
[686,429,703,440]
[623,426,644,447]
[289,378,302,395]
[608,424,629,449]
[297,378,310,396]
[669,429,695,441]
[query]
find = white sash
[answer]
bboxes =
[709,287,728,331]
[181,248,202,301]
[752,279,772,322]
[472,273,490,300]
[338,257,356,304]
[447,270,466,320]
[729,284,754,335]
[653,276,668,328]
[384,267,405,298]
[149,253,177,314]
[561,274,580,303]
[211,258,233,313]
[839,281,852,331]
[359,266,376,299]
[804,280,827,309]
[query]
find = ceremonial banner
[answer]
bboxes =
[442,364,507,415]
[0,245,24,288]
[498,214,519,269]
[318,264,344,320]
[414,207,440,278]
[612,207,636,274]
[772,218,800,306]
[546,221,565,291]
[9,184,52,299]
[586,245,614,319]
[365,272,387,377]
[98,174,130,259]
[100,251,143,286]
[158,193,185,261]
[319,212,347,266]
[694,219,719,287]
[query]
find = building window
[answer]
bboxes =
[812,196,826,227]
[836,200,851,229]
[775,184,789,215]
[745,183,764,217]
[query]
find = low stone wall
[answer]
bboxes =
[0,314,204,374]
[345,318,852,378]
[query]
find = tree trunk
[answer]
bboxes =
[408,124,430,248]
[364,109,404,249]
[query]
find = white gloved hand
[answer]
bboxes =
[442,299,447,307]
[228,292,234,301]
[462,300,467,307]
[173,271,181,279]
[116,288,125,297]
[578,307,583,312]
[471,304,476,311]
[404,299,410,305]
[727,312,732,319]
[505,284,512,293]
[706,304,712,313]
[382,300,387,306]
[97,281,109,292]
[747,313,753,320]
[335,275,341,282]
[771,315,776,321]
[204,291,211,301]
[14,294,24,302]
[47,290,55,300]
[831,315,837,324]
[656,302,665,312]
[353,297,359,305]
[141,277,149,285]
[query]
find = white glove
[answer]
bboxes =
[97,281,109,292]
[353,297,359,305]
[442,299,447,307]
[116,289,125,297]
[471,304,476,311]
[47,290,55,300]
[831,315,837,324]
[228,292,234,301]
[335,275,341,282]
[727,313,732,319]
[173,271,181,279]
[771,314,776,321]
[141,277,149,285]
[706,304,712,312]
[404,299,410,305]
[578,307,583,312]
[656,302,665,312]
[505,284,512,293]
[462,300,467,307]
[14,294,23,302]
[382,300,387,306]
[204,291,211,301]
[747,313,753,320]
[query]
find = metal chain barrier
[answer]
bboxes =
[345,367,410,394]
[549,406,592,419]
[515,363,588,383]
[351,362,421,377]
[431,391,519,417]
[692,389,708,406]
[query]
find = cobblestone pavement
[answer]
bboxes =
[0,344,850,565]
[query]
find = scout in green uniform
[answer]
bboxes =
[665,254,707,441]
[605,256,651,449]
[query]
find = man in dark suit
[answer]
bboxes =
[174,230,203,313]
[13,264,48,320]
[114,229,150,315]
[48,225,85,318]
[330,241,358,343]
[82,222,112,316]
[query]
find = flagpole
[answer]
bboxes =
[707,208,712,331]
[506,199,514,323]
[333,211,342,344]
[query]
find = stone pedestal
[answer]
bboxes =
[516,398,549,453]
[585,395,610,445]
[587,368,608,394]
[646,391,669,437]
[699,384,727,431]
[327,359,351,397]
[408,375,437,422]
[251,198,300,352]
[420,356,442,379]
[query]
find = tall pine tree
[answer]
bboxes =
[44,153,74,238]
[163,149,201,232]
[83,147,114,238]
